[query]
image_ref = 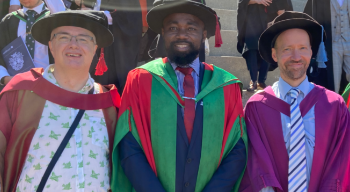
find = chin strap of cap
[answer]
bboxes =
[95,48,108,76]
[215,14,222,48]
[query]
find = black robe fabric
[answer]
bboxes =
[75,0,144,95]
[237,0,292,57]
[66,0,145,94]
[0,0,10,20]
[304,0,335,91]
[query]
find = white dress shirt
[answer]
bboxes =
[1,0,66,82]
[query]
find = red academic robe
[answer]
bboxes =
[0,68,121,192]
[239,85,350,192]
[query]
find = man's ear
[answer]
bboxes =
[48,41,54,56]
[272,48,278,62]
[161,28,164,36]
[310,46,313,57]
[202,30,207,42]
[93,45,98,55]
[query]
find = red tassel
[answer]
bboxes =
[95,48,108,76]
[215,15,223,48]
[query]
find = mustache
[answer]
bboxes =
[286,60,305,64]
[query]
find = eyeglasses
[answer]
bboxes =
[51,33,95,45]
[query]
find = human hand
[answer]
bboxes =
[81,7,92,10]
[277,9,285,15]
[75,0,82,6]
[142,26,148,33]
[3,76,13,85]
[249,0,272,6]
[8,5,21,13]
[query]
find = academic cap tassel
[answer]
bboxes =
[95,48,108,76]
[316,25,327,68]
[215,14,223,48]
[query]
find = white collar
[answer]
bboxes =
[23,2,45,15]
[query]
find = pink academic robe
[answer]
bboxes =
[239,85,350,192]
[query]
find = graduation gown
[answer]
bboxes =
[111,58,248,192]
[239,85,350,192]
[237,0,292,57]
[304,0,335,91]
[0,0,10,20]
[0,68,120,192]
[0,10,54,72]
[81,0,147,95]
[342,83,350,109]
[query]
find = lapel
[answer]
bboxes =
[262,87,290,116]
[331,0,341,14]
[9,10,23,40]
[12,7,50,23]
[263,85,324,117]
[305,86,329,191]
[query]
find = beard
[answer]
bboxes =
[280,59,308,80]
[166,40,200,67]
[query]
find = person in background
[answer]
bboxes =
[66,0,148,94]
[305,0,350,94]
[0,0,66,89]
[0,10,120,191]
[240,12,350,192]
[111,1,247,191]
[237,0,291,92]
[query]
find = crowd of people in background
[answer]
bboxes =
[0,0,349,191]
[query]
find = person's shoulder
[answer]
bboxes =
[314,84,345,105]
[0,68,44,95]
[1,9,23,23]
[247,90,266,104]
[130,58,164,78]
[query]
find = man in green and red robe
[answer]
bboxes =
[342,83,350,109]
[111,1,248,191]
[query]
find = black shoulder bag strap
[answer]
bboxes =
[36,87,94,192]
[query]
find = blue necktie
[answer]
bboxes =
[288,88,307,192]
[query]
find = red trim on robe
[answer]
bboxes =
[158,76,185,106]
[218,84,243,165]
[203,62,214,71]
[119,69,158,175]
[0,68,121,109]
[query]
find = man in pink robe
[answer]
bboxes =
[240,11,350,192]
